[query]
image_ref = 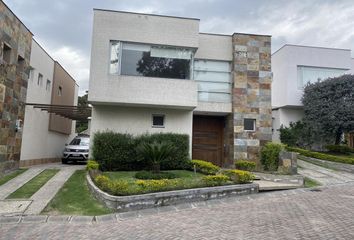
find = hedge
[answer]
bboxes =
[260,143,284,171]
[325,145,354,154]
[92,131,190,171]
[286,146,354,165]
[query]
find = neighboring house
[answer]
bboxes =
[20,40,79,167]
[0,1,33,175]
[271,44,354,142]
[88,9,272,167]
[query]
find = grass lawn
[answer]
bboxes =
[42,170,111,216]
[0,168,27,186]
[304,177,321,188]
[7,169,59,199]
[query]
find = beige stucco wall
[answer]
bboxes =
[195,33,232,61]
[21,41,78,161]
[90,105,193,155]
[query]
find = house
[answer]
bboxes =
[20,40,79,167]
[0,1,33,175]
[271,44,354,142]
[88,9,272,167]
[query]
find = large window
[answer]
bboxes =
[193,60,231,102]
[109,41,192,80]
[297,66,347,89]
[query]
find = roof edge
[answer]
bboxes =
[273,44,351,56]
[93,8,200,21]
[1,1,33,35]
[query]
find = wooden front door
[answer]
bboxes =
[192,116,224,166]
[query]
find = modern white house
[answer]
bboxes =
[88,9,273,167]
[20,40,78,167]
[272,44,354,142]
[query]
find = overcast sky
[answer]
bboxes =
[4,0,354,95]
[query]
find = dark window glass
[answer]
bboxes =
[244,118,256,131]
[152,115,164,127]
[2,44,11,63]
[121,49,190,79]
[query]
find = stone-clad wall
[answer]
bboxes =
[232,33,272,166]
[0,2,32,175]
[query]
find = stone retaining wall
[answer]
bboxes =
[86,173,259,212]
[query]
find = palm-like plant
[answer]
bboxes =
[137,141,175,173]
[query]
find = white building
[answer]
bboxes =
[272,44,354,142]
[20,40,78,167]
[88,9,273,167]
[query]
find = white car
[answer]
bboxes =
[62,135,90,164]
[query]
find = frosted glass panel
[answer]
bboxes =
[151,47,192,60]
[110,41,120,74]
[194,71,230,82]
[297,66,347,89]
[198,82,231,93]
[194,60,230,72]
[198,92,231,102]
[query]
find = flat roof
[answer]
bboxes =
[233,32,271,37]
[93,8,200,21]
[273,44,351,56]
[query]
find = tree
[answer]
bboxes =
[279,121,313,148]
[76,91,88,133]
[302,74,354,145]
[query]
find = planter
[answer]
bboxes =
[86,173,259,212]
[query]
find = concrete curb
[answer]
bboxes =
[299,155,354,173]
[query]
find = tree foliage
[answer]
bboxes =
[279,121,313,148]
[76,92,88,133]
[302,74,354,145]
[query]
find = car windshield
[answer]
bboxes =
[69,138,90,146]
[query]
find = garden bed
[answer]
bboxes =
[87,172,258,212]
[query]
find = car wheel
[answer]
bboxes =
[62,158,68,164]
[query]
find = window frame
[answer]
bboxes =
[46,79,51,91]
[244,118,256,132]
[108,40,194,80]
[152,114,165,128]
[58,86,62,96]
[37,73,43,86]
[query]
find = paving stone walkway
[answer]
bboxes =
[0,168,44,200]
[298,159,354,185]
[0,163,84,216]
[1,183,354,239]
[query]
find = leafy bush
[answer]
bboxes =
[223,170,255,184]
[235,160,256,171]
[286,146,354,165]
[92,132,137,171]
[279,121,314,148]
[325,145,354,154]
[135,171,177,180]
[86,160,99,171]
[202,174,230,187]
[135,179,180,192]
[261,143,284,171]
[92,131,190,171]
[191,160,220,175]
[137,141,175,173]
[94,175,130,196]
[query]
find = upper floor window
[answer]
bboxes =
[46,79,51,91]
[58,86,62,96]
[17,55,25,72]
[2,43,11,63]
[37,73,43,86]
[193,59,231,103]
[297,66,347,89]
[109,41,193,80]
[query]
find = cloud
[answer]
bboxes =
[51,46,90,96]
[4,0,354,96]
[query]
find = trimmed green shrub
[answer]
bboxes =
[286,146,354,165]
[261,143,284,171]
[135,171,177,180]
[235,160,256,171]
[92,131,190,171]
[325,145,354,154]
[223,169,255,184]
[135,179,180,191]
[94,175,130,196]
[86,160,99,171]
[202,174,230,187]
[191,160,220,175]
[92,132,137,171]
